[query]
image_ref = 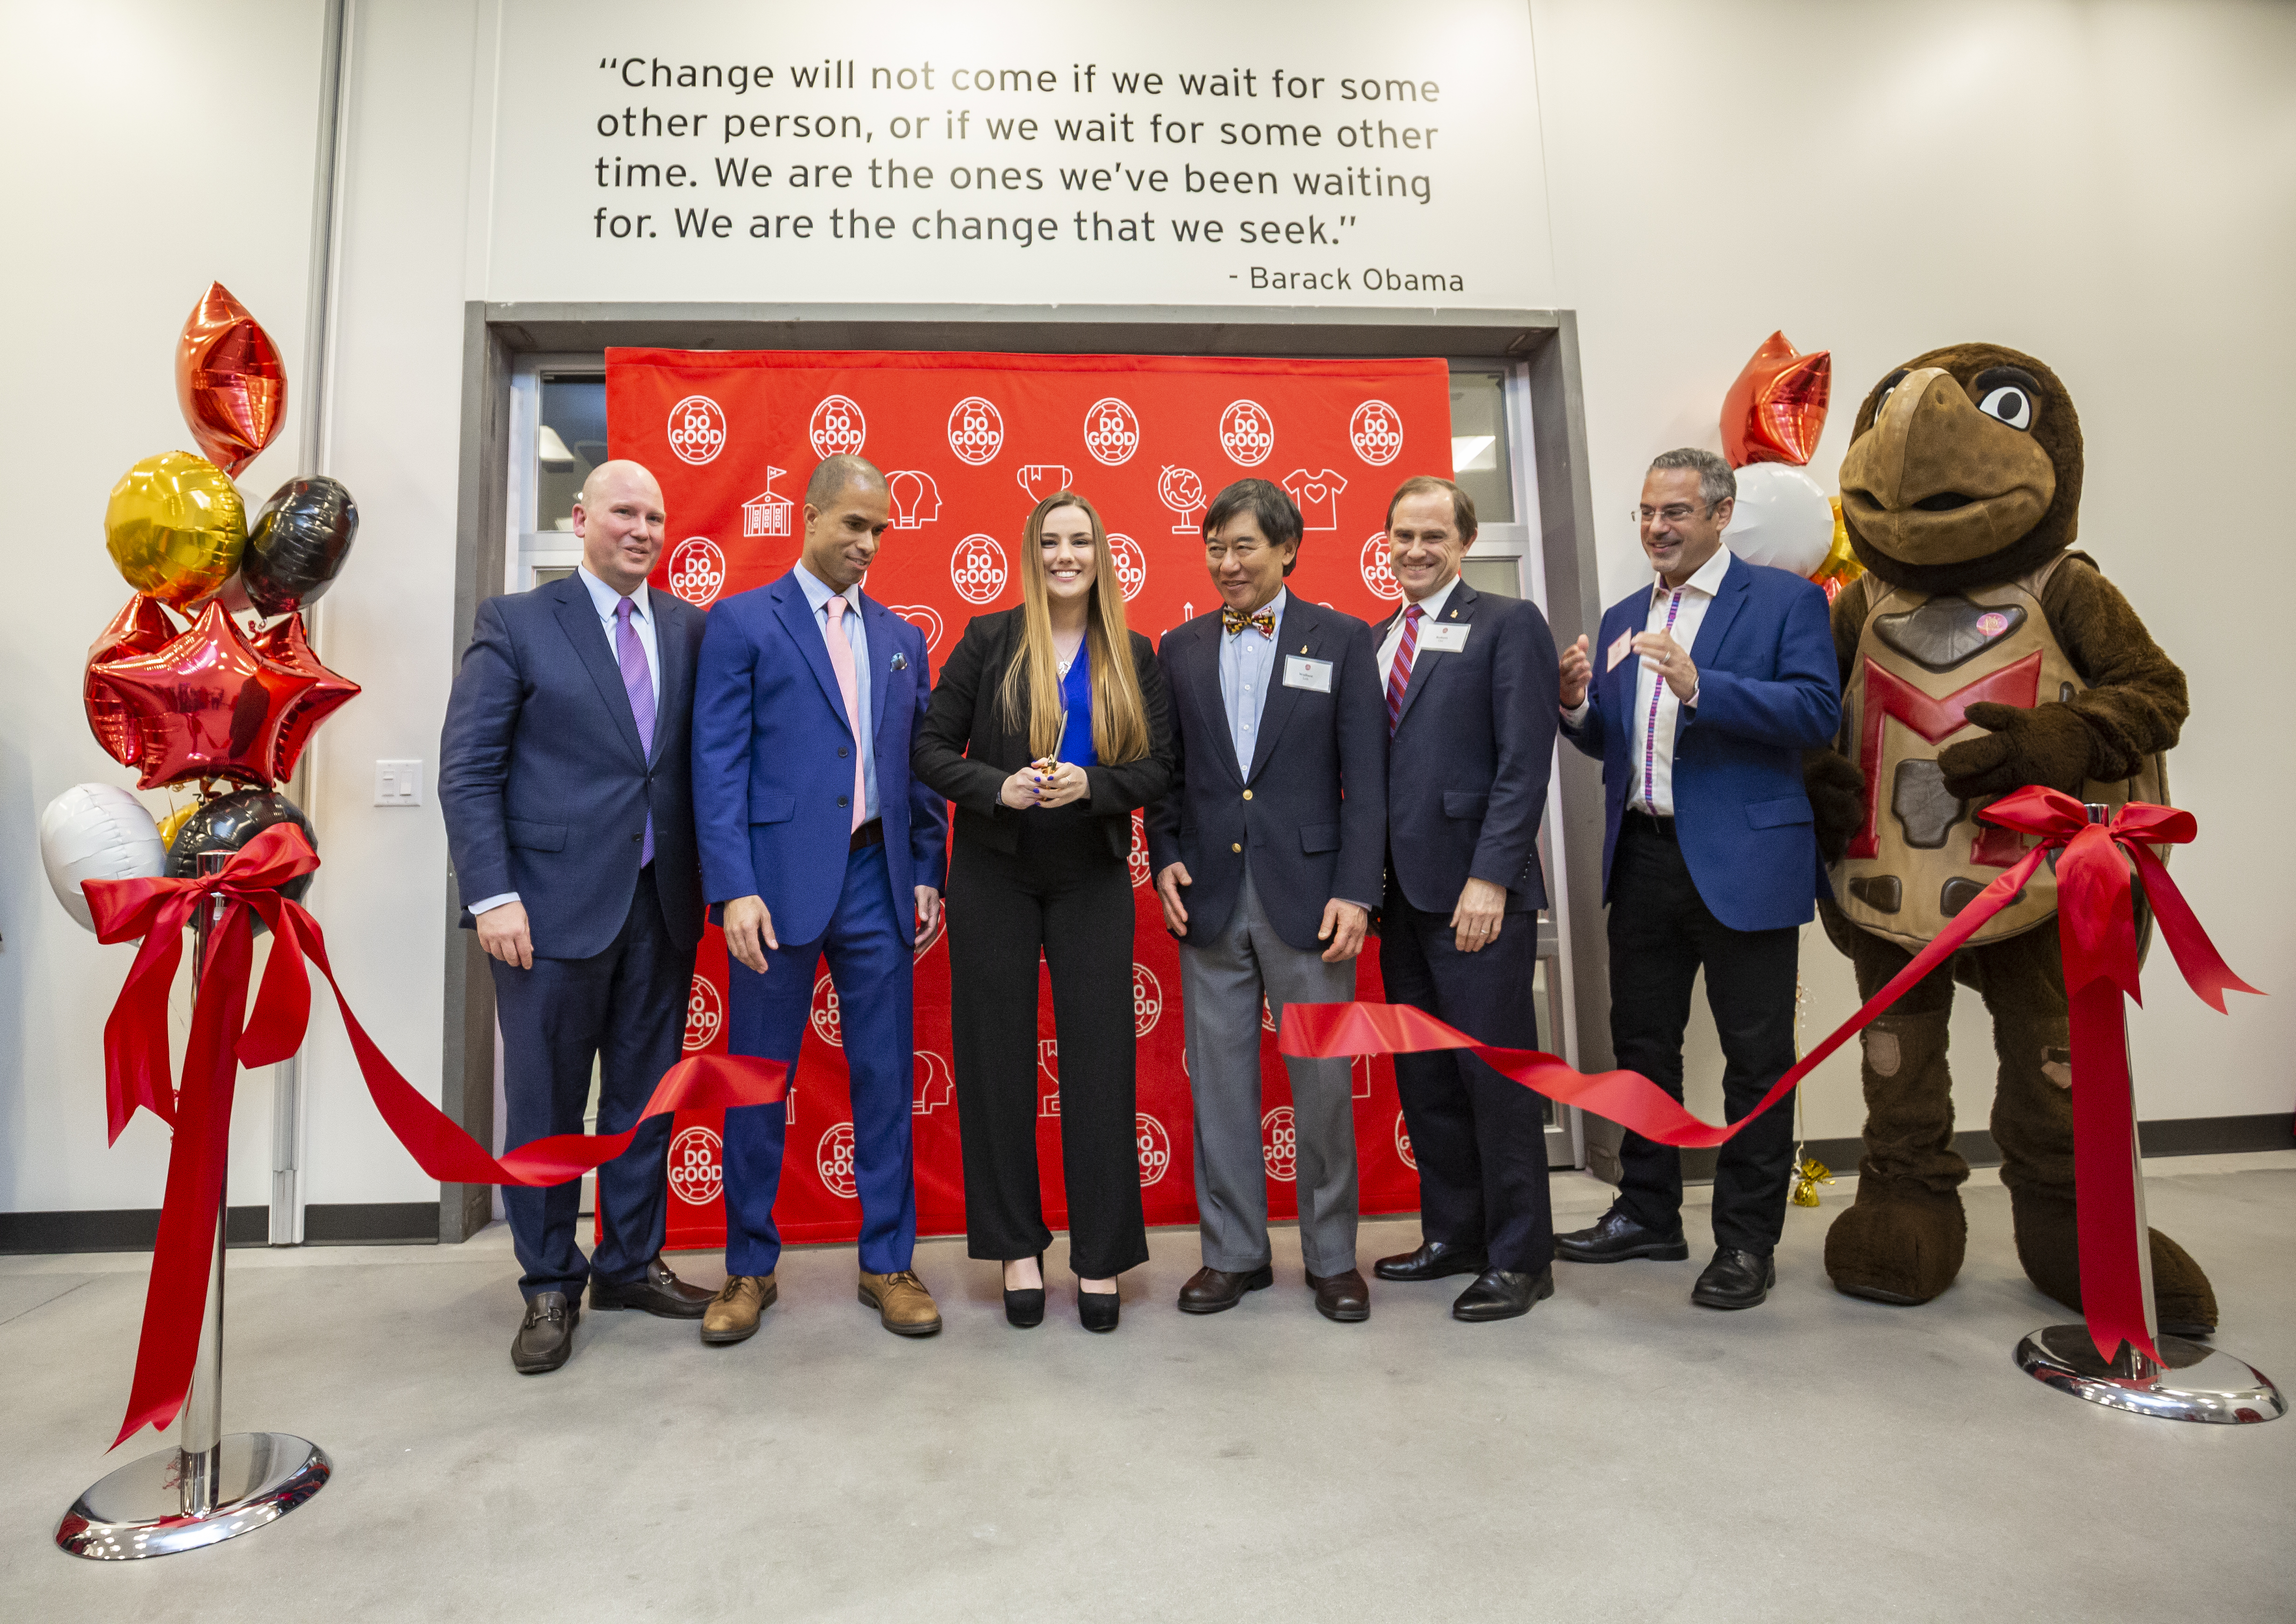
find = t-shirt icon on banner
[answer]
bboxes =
[1280,467,1349,532]
[1015,464,1076,504]
[888,469,941,529]
[1158,465,1207,533]
[742,467,793,538]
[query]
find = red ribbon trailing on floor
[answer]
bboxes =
[83,824,788,1448]
[1282,787,2259,1367]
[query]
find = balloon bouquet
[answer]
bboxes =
[1716,330,1864,601]
[40,283,359,928]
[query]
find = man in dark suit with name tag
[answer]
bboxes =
[1371,475,1563,1323]
[1555,448,1840,1310]
[440,459,714,1375]
[1149,478,1387,1322]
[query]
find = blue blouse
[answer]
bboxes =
[1057,643,1097,767]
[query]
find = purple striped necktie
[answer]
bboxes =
[1385,603,1423,735]
[616,597,655,866]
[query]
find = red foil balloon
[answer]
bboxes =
[84,595,179,767]
[250,613,361,781]
[1722,331,1831,468]
[176,283,286,479]
[87,603,322,789]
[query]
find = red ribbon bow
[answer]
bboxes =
[84,825,788,1447]
[1282,788,2257,1368]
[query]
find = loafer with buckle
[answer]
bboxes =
[858,1269,942,1337]
[1691,1247,1776,1310]
[1554,1206,1691,1264]
[589,1252,714,1319]
[1373,1239,1489,1283]
[702,1274,777,1344]
[1308,1267,1370,1323]
[1176,1264,1274,1314]
[512,1291,578,1374]
[1451,1266,1555,1322]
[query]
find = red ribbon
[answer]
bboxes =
[83,824,788,1448]
[1282,788,2258,1367]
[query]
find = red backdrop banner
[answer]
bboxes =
[604,347,1454,1250]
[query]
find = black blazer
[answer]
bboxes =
[438,575,708,959]
[911,607,1177,864]
[1375,579,1559,915]
[1145,597,1387,954]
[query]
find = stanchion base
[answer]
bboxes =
[2016,1325,2285,1424]
[55,1433,331,1559]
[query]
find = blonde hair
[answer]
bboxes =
[998,493,1151,764]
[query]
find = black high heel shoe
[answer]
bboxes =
[1004,1255,1045,1329]
[1078,1282,1119,1333]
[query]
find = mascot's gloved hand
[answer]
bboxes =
[1803,747,1866,864]
[1938,701,2094,798]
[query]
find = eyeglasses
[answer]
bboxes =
[1631,504,1704,525]
[1203,542,1269,564]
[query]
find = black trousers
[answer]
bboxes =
[945,806,1149,1278]
[1608,817,1801,1254]
[1379,880,1556,1274]
[490,865,685,1299]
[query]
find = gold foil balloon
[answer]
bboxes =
[156,798,200,852]
[104,451,246,608]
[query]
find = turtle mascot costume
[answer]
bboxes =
[1802,343,2216,1336]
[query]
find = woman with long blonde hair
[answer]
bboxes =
[913,492,1175,1331]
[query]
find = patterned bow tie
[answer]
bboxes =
[1221,606,1276,637]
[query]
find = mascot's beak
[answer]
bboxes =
[1839,367,2056,567]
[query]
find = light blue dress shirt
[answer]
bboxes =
[795,562,879,822]
[1218,587,1287,772]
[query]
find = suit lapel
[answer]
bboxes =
[860,594,896,746]
[772,574,855,740]
[1185,615,1244,784]
[1245,599,1317,781]
[649,595,685,766]
[1393,579,1476,734]
[1687,554,1748,672]
[552,578,648,767]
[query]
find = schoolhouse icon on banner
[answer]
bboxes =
[888,470,941,529]
[1016,463,1075,503]
[741,467,793,538]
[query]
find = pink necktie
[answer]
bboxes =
[824,595,866,832]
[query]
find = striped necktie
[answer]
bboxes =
[1385,603,1423,735]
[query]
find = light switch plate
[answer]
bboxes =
[374,759,424,806]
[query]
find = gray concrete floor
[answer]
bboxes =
[1,1155,2291,1622]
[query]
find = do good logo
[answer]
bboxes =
[667,1125,724,1206]
[951,533,1008,605]
[1262,1106,1298,1183]
[1131,963,1163,1036]
[1082,397,1141,466]
[682,974,724,1053]
[1108,532,1148,601]
[1128,810,1151,889]
[1219,400,1275,467]
[810,394,867,458]
[1394,1110,1416,1171]
[947,395,1006,464]
[666,537,726,608]
[1136,1113,1172,1186]
[1359,532,1403,601]
[817,1124,859,1199]
[809,974,841,1047]
[666,395,727,466]
[1349,400,1404,467]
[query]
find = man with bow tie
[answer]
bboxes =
[1148,478,1388,1322]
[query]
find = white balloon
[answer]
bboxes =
[1724,463,1836,578]
[39,784,165,933]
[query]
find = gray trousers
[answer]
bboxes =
[1179,868,1361,1276]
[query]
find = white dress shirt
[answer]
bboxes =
[1563,545,1728,817]
[1218,587,1286,770]
[1377,573,1461,690]
[794,561,879,822]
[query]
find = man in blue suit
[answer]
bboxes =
[1556,448,1841,1309]
[690,455,950,1343]
[440,459,714,1375]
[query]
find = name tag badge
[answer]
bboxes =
[1283,655,1334,693]
[1607,630,1634,671]
[1419,622,1471,654]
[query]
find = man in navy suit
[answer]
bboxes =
[1370,476,1562,1323]
[1148,478,1387,1323]
[439,459,714,1375]
[690,455,950,1343]
[1556,448,1841,1310]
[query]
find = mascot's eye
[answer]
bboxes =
[1969,366,2042,432]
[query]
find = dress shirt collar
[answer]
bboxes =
[1651,544,1732,606]
[576,563,651,622]
[1401,573,1461,626]
[1223,587,1288,640]
[795,560,862,617]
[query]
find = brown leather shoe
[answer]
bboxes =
[858,1269,942,1337]
[701,1274,777,1345]
[1307,1267,1370,1323]
[1177,1263,1274,1314]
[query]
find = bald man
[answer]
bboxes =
[440,459,714,1375]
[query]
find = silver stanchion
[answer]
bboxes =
[2014,804,2284,1425]
[57,851,331,1559]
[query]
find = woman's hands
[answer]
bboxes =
[999,758,1089,809]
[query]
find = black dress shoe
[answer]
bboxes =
[589,1253,714,1318]
[1691,1247,1776,1310]
[1451,1267,1555,1322]
[512,1291,578,1374]
[1078,1287,1120,1333]
[1307,1268,1370,1323]
[1373,1240,1489,1282]
[1004,1254,1045,1329]
[1177,1264,1274,1314]
[1554,1206,1690,1264]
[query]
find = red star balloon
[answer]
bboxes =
[87,603,319,789]
[1721,330,1831,468]
[250,612,361,781]
[83,594,180,767]
[177,282,286,479]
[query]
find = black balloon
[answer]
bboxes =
[241,476,357,618]
[165,789,316,913]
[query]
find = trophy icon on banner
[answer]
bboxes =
[1158,465,1207,533]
